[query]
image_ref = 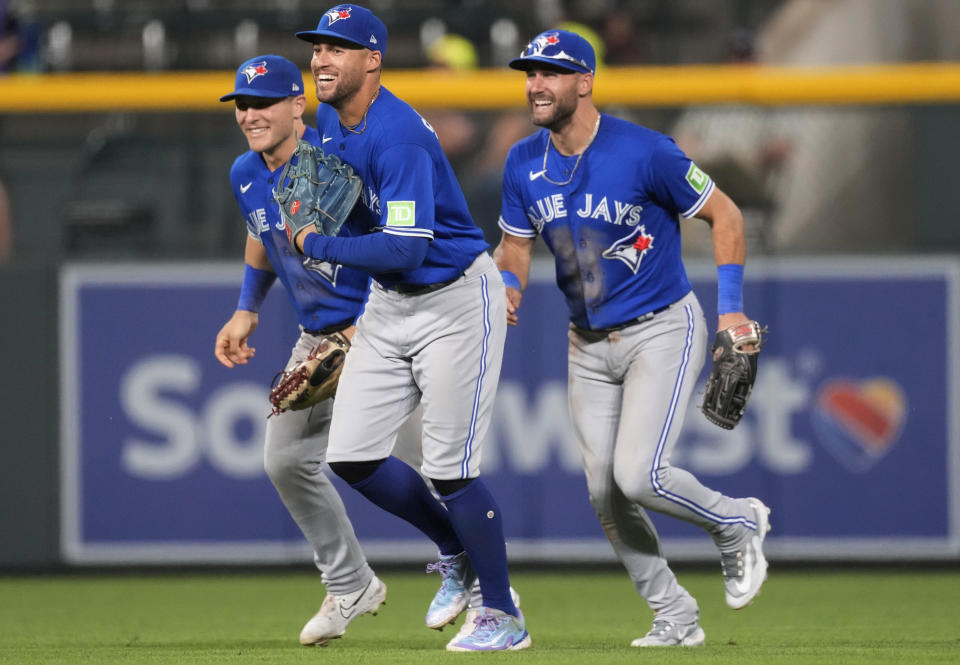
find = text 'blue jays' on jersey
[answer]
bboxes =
[315,86,488,288]
[498,113,715,330]
[229,125,370,330]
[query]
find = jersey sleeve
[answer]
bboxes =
[228,159,261,239]
[373,142,436,240]
[497,148,537,238]
[647,136,715,219]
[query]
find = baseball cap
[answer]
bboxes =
[509,29,595,74]
[220,55,304,102]
[295,4,387,57]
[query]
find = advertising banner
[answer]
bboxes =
[60,258,959,563]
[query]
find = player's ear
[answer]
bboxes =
[292,94,307,119]
[578,72,594,97]
[367,49,382,73]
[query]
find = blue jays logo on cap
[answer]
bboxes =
[325,6,352,24]
[509,29,595,74]
[220,54,304,102]
[242,60,269,84]
[296,4,388,56]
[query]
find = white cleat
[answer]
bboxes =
[299,576,387,646]
[722,498,771,610]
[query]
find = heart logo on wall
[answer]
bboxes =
[811,378,907,472]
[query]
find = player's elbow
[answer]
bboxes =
[385,234,430,271]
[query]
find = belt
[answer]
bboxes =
[304,318,354,336]
[388,276,460,296]
[573,304,671,340]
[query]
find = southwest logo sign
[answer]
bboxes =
[811,377,907,472]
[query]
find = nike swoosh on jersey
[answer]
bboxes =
[239,182,252,194]
[528,170,546,181]
[322,136,333,144]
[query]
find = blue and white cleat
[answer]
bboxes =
[425,551,476,630]
[445,608,531,652]
[449,584,521,645]
[722,497,771,609]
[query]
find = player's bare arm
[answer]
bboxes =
[214,237,274,368]
[695,186,750,330]
[492,231,535,326]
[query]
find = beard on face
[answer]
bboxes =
[314,61,365,109]
[530,89,578,132]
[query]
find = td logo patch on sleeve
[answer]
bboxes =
[386,201,416,227]
[685,163,709,194]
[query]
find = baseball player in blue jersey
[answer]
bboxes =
[288,5,529,652]
[494,30,771,647]
[214,54,386,647]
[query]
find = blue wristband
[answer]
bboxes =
[717,263,744,314]
[500,270,522,291]
[237,265,275,313]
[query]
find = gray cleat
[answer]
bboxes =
[631,619,706,647]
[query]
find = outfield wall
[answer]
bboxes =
[51,257,960,565]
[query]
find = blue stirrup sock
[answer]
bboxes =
[439,478,519,617]
[349,456,463,556]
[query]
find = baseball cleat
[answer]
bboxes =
[631,619,706,647]
[445,608,531,652]
[425,551,476,630]
[299,576,387,646]
[450,584,521,645]
[721,498,771,610]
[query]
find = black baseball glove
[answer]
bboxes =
[701,320,766,430]
[268,332,351,416]
[274,140,363,250]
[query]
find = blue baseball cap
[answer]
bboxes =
[509,29,595,74]
[220,55,304,101]
[295,4,387,57]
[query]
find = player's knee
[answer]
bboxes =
[264,445,314,485]
[328,459,386,485]
[430,477,473,498]
[614,465,663,507]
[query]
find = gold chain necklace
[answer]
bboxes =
[541,114,601,186]
[343,86,381,136]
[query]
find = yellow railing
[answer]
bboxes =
[1,62,959,112]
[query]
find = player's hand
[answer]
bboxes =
[505,287,523,326]
[214,310,259,368]
[718,311,756,351]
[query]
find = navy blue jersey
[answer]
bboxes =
[229,126,370,330]
[315,86,488,288]
[499,114,715,330]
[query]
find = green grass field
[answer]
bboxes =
[1,569,958,664]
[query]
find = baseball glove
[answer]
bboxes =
[268,332,351,416]
[274,140,363,250]
[701,320,766,430]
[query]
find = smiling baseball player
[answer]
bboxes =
[214,54,386,647]
[289,4,529,652]
[494,30,771,648]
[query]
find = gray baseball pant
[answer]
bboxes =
[263,330,375,597]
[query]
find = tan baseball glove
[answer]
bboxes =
[268,332,350,416]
